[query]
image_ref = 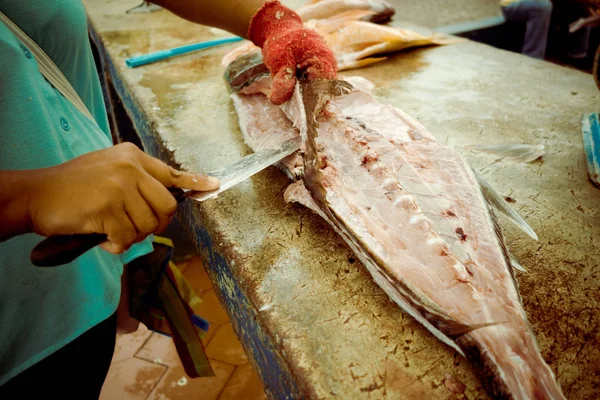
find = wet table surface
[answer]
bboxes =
[84,1,599,398]
[378,0,502,29]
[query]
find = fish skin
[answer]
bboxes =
[221,4,451,71]
[296,0,395,23]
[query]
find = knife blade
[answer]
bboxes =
[30,136,301,267]
[187,136,301,202]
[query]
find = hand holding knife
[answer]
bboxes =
[31,137,301,267]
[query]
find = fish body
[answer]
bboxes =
[229,76,565,400]
[297,0,395,23]
[221,4,451,71]
[221,2,564,398]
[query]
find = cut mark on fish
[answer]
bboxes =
[455,227,467,242]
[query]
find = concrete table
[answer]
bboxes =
[84,1,599,398]
[383,0,504,34]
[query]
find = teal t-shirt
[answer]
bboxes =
[0,0,153,385]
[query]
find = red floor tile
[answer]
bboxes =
[135,333,181,367]
[147,360,235,400]
[181,258,214,294]
[101,257,267,399]
[218,362,268,400]
[112,324,152,364]
[100,357,166,400]
[197,290,231,326]
[206,324,248,366]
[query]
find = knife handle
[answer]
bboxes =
[30,188,186,267]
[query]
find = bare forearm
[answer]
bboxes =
[0,170,36,241]
[149,0,266,38]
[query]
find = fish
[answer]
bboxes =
[224,51,565,400]
[296,0,395,24]
[304,10,455,70]
[221,5,453,71]
[228,74,565,399]
[288,80,564,399]
[221,2,564,398]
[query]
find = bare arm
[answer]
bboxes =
[148,0,337,104]
[1,144,218,253]
[0,170,34,240]
[148,0,267,38]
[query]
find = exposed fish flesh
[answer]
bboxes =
[297,0,395,24]
[229,76,565,399]
[222,6,452,71]
[294,80,564,399]
[221,2,563,397]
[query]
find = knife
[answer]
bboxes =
[30,136,301,267]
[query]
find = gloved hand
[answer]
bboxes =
[248,0,337,105]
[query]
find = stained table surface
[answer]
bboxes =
[84,1,599,398]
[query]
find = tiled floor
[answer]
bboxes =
[100,258,267,400]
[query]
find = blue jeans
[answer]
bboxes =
[502,0,553,59]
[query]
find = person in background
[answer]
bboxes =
[0,0,336,398]
[554,0,596,62]
[501,0,554,59]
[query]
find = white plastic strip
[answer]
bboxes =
[0,11,95,122]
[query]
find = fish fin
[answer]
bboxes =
[340,76,376,94]
[469,165,525,295]
[370,267,466,357]
[486,198,524,299]
[509,251,527,272]
[472,169,538,241]
[338,56,387,71]
[443,320,506,339]
[349,37,439,62]
[347,30,459,61]
[466,144,545,163]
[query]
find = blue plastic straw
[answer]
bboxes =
[126,36,244,68]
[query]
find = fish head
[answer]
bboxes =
[224,51,269,93]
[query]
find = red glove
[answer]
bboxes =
[248,1,337,105]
